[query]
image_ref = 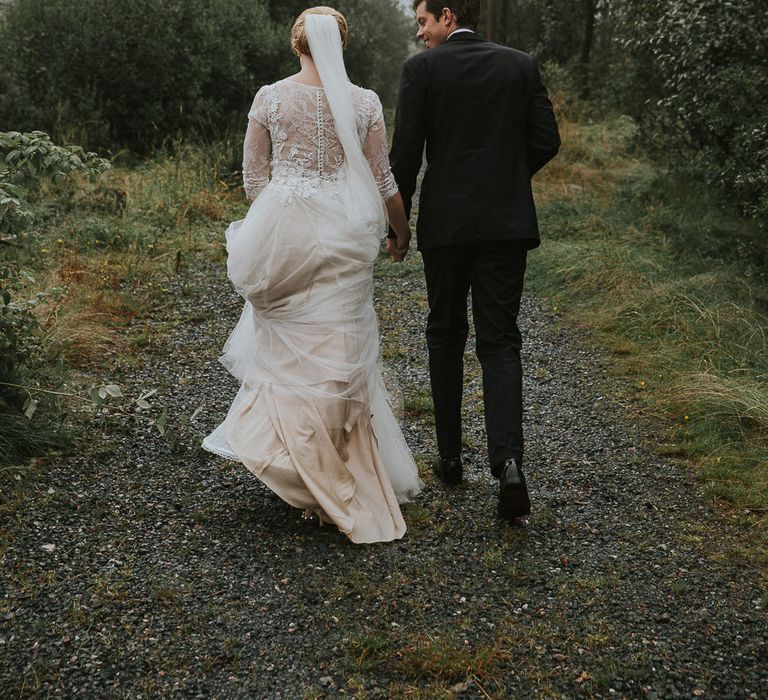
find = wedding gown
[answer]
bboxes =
[202,77,423,543]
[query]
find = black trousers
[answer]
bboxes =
[421,241,528,474]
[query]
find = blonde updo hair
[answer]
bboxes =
[291,6,348,57]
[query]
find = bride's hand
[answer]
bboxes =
[388,229,411,262]
[387,237,407,262]
[384,194,412,262]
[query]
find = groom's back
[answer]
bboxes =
[391,34,559,250]
[425,40,533,163]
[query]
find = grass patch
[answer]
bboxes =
[345,629,514,692]
[343,613,625,697]
[530,93,768,531]
[403,390,434,420]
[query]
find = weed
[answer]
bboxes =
[404,392,434,420]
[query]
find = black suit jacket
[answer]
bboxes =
[389,32,560,251]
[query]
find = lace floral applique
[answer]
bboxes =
[242,85,272,199]
[241,80,398,203]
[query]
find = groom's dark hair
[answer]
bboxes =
[412,0,481,31]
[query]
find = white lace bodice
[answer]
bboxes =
[242,78,398,202]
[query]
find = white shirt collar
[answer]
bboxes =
[448,28,475,38]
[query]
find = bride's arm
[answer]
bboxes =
[243,90,272,202]
[362,95,412,260]
[384,193,411,262]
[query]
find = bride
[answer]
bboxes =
[202,7,423,543]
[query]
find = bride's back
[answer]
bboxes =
[251,78,381,182]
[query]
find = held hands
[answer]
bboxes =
[383,192,412,262]
[387,230,411,262]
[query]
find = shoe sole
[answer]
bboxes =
[498,483,531,520]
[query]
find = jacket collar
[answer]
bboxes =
[446,30,485,43]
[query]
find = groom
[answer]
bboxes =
[389,0,560,520]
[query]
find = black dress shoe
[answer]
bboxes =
[497,458,531,520]
[431,456,463,486]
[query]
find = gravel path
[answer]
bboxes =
[1,249,766,699]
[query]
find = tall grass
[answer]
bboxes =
[531,89,768,520]
[1,138,244,472]
[37,140,242,357]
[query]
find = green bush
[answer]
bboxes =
[615,0,768,228]
[489,1,767,231]
[0,131,110,464]
[1,130,110,237]
[0,267,68,465]
[0,0,413,153]
[0,0,283,152]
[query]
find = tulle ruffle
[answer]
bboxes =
[203,176,423,542]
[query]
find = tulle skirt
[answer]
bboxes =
[202,175,423,543]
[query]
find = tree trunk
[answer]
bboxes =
[498,0,509,45]
[580,0,596,64]
[487,0,495,42]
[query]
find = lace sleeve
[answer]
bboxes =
[362,92,398,201]
[243,87,272,201]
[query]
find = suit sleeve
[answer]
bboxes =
[526,60,560,177]
[389,59,427,219]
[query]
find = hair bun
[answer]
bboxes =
[291,6,348,58]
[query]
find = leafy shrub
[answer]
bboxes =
[0,0,413,153]
[0,131,109,464]
[0,0,283,152]
[1,130,110,237]
[615,0,768,228]
[0,268,68,464]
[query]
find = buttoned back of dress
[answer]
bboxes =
[241,79,397,202]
